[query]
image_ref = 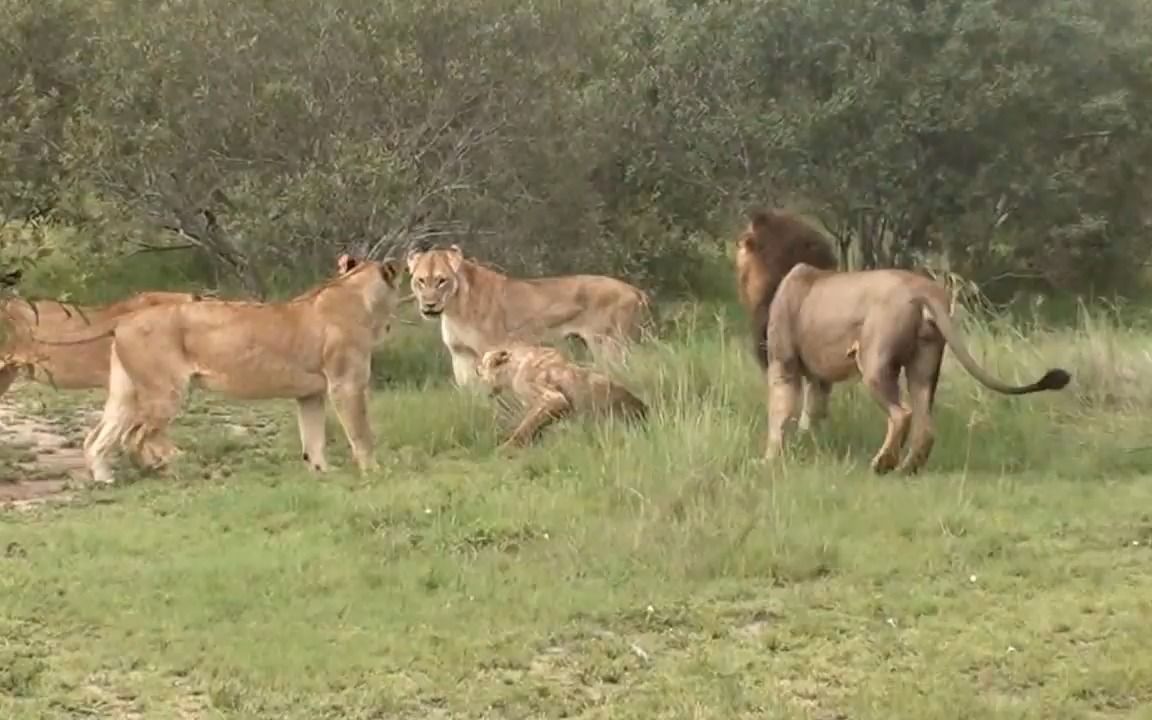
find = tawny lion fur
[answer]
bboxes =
[735,209,839,368]
[748,257,1071,474]
[82,256,403,485]
[406,245,651,387]
[477,343,648,449]
[735,210,840,434]
[0,291,202,399]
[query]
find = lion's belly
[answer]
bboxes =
[191,356,328,400]
[805,354,860,384]
[182,323,328,399]
[794,315,862,384]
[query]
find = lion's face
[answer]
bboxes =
[735,227,759,273]
[476,348,513,391]
[406,246,464,319]
[332,255,403,313]
[734,224,768,307]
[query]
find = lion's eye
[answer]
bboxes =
[415,278,425,288]
[436,277,447,287]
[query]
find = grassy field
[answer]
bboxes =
[3,303,1152,719]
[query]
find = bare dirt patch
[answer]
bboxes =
[0,400,95,509]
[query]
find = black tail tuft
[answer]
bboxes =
[1037,368,1071,391]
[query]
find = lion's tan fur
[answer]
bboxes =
[733,210,840,435]
[406,246,651,387]
[477,343,648,449]
[82,259,403,484]
[759,263,1070,473]
[735,210,838,368]
[0,291,201,398]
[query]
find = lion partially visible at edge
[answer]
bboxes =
[82,256,403,485]
[0,291,201,399]
[736,211,1071,474]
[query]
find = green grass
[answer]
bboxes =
[3,304,1152,719]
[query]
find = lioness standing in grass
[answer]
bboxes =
[736,212,1071,474]
[476,343,648,449]
[406,245,651,387]
[81,256,404,485]
[0,291,202,399]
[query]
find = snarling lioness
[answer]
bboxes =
[0,291,203,399]
[477,343,648,449]
[81,256,403,484]
[406,245,651,386]
[735,209,840,432]
[752,258,1071,474]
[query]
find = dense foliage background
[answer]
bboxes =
[3,0,1151,303]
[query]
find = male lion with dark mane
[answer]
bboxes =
[0,291,202,399]
[407,245,651,386]
[81,255,403,485]
[735,209,840,431]
[736,212,1071,474]
[477,343,648,449]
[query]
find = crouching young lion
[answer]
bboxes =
[760,263,1071,474]
[0,291,203,399]
[81,256,403,484]
[476,343,648,449]
[407,245,652,386]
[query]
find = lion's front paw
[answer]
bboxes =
[869,452,899,475]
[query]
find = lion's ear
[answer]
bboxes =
[379,259,400,286]
[446,244,464,272]
[489,349,511,367]
[337,253,358,274]
[405,248,424,273]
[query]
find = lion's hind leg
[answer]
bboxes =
[83,417,124,485]
[857,350,912,475]
[897,331,946,475]
[85,346,188,485]
[131,427,182,472]
[502,388,572,449]
[84,355,138,485]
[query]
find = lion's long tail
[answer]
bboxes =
[31,326,116,346]
[916,293,1071,395]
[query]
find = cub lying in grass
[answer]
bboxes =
[476,343,648,449]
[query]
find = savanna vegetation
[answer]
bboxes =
[3,0,1152,717]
